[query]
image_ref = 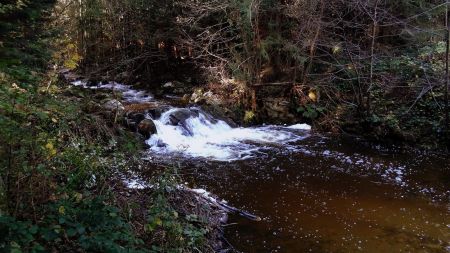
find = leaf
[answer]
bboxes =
[154,217,162,226]
[58,206,65,215]
[66,228,77,237]
[76,225,86,235]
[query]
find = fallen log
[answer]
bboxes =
[187,188,261,222]
[122,177,262,222]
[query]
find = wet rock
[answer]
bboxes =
[146,105,171,119]
[137,119,157,138]
[86,79,100,87]
[102,99,125,113]
[168,108,199,125]
[126,112,146,124]
[200,105,238,127]
[123,112,147,132]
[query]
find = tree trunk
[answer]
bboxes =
[445,0,449,135]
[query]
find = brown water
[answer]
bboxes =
[153,134,450,253]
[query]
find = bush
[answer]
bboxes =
[0,197,147,253]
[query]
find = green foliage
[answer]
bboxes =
[0,197,147,253]
[296,104,325,120]
[243,110,256,124]
[145,171,208,253]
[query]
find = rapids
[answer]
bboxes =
[146,108,311,161]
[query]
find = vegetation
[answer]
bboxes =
[0,1,216,252]
[1,0,449,252]
[56,0,450,148]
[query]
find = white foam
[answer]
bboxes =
[146,108,308,161]
[71,80,153,103]
[287,123,312,130]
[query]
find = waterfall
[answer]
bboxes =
[146,108,311,161]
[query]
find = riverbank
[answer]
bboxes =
[0,3,230,252]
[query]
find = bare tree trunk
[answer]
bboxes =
[367,0,380,115]
[302,0,324,85]
[446,0,449,134]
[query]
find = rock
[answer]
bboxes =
[190,89,221,105]
[126,112,146,124]
[190,89,204,104]
[180,94,191,105]
[140,105,171,119]
[102,99,125,113]
[163,82,174,88]
[163,81,189,95]
[137,119,157,138]
[262,98,297,123]
[168,108,199,125]
[123,112,146,131]
[200,104,238,127]
[86,79,100,87]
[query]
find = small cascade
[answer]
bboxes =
[70,80,312,160]
[146,108,311,161]
[72,80,153,103]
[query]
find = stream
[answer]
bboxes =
[74,81,450,252]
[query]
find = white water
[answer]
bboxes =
[72,80,153,103]
[146,108,311,161]
[71,80,311,161]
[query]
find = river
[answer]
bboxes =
[73,80,450,252]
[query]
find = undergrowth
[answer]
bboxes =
[0,1,212,252]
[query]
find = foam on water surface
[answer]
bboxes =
[146,108,311,161]
[72,80,153,103]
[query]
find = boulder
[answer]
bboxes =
[147,106,171,119]
[137,119,157,138]
[102,99,125,113]
[168,108,199,125]
[126,112,146,124]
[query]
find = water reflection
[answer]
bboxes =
[160,135,449,252]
